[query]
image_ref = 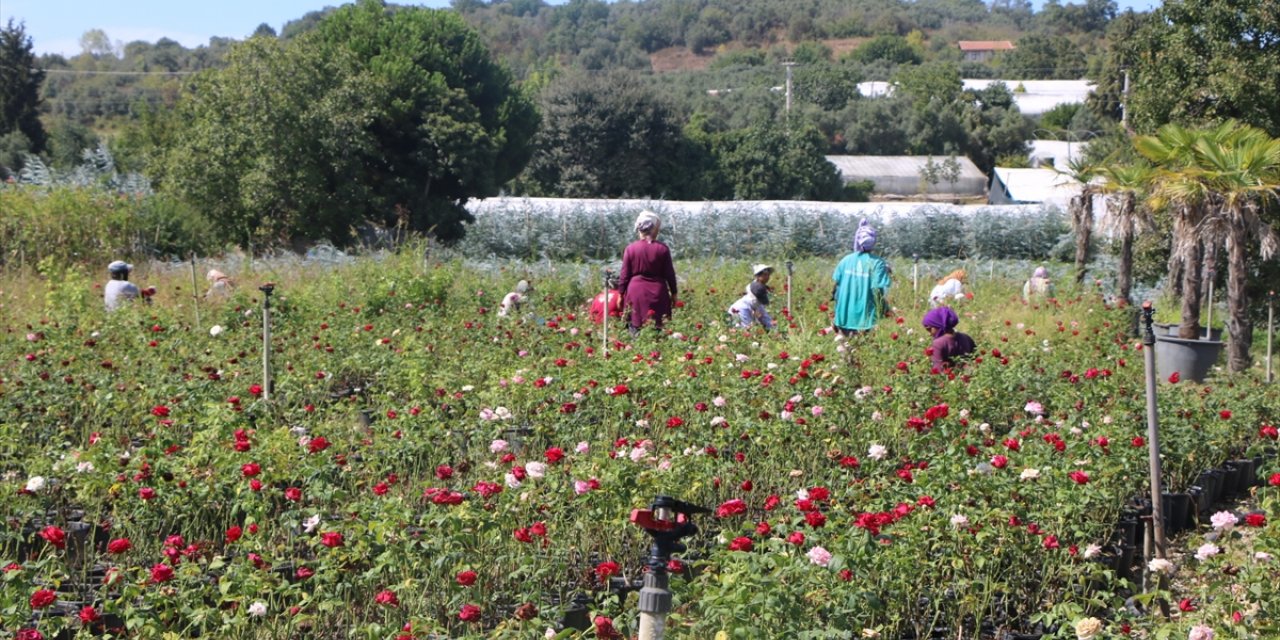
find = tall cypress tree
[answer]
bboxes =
[0,19,47,154]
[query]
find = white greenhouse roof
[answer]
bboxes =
[824,155,985,181]
[856,80,1093,116]
[991,167,1081,206]
[1028,139,1087,171]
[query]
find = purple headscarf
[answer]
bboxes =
[853,219,877,252]
[1033,266,1048,278]
[922,306,960,336]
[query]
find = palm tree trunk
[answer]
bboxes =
[1117,195,1135,304]
[1226,221,1253,372]
[1179,239,1203,339]
[1073,191,1093,285]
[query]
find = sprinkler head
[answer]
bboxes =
[259,283,275,296]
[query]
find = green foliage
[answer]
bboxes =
[165,1,538,247]
[709,119,843,201]
[1039,102,1083,133]
[0,19,47,156]
[996,34,1086,80]
[848,35,922,66]
[0,186,213,268]
[1126,0,1280,135]
[522,71,701,199]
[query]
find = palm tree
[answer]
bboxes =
[1193,123,1280,372]
[1135,123,1216,339]
[1059,159,1104,286]
[1096,162,1155,305]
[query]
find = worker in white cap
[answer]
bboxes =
[104,261,144,311]
[728,264,775,331]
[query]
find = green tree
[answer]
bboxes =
[1127,0,1280,135]
[166,1,537,246]
[709,119,842,201]
[0,19,47,157]
[848,35,921,66]
[522,71,699,198]
[997,34,1086,80]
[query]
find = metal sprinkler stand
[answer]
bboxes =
[1140,302,1170,614]
[630,496,709,640]
[785,260,794,327]
[602,268,613,358]
[1267,290,1275,384]
[259,283,275,401]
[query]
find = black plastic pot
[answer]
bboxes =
[1229,459,1257,488]
[1222,464,1242,497]
[1162,492,1190,534]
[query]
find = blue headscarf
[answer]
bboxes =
[853,219,877,252]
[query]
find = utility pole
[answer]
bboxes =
[782,61,798,114]
[1121,69,1131,133]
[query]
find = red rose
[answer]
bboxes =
[545,447,565,463]
[458,603,482,622]
[307,437,331,454]
[1131,436,1146,447]
[241,463,261,477]
[295,566,314,580]
[1178,598,1196,612]
[715,499,747,518]
[150,563,174,583]
[151,405,170,417]
[78,605,101,624]
[39,525,66,549]
[1270,473,1280,487]
[15,630,43,640]
[1068,471,1090,485]
[372,482,389,496]
[225,526,242,544]
[1042,535,1060,550]
[594,615,622,639]
[249,384,263,396]
[375,589,399,607]
[787,531,805,546]
[320,532,344,548]
[530,521,547,537]
[107,538,131,554]
[805,511,827,528]
[666,416,684,428]
[991,455,1008,469]
[139,487,157,501]
[838,569,853,581]
[594,561,619,582]
[456,570,478,586]
[30,588,56,609]
[1168,372,1180,384]
[1245,513,1267,527]
[284,487,302,502]
[1260,425,1279,440]
[728,536,753,551]
[250,479,263,492]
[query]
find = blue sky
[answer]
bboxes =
[5,0,1158,57]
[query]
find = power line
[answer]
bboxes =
[38,68,200,76]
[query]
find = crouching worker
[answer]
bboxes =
[922,306,976,371]
[589,275,623,324]
[729,264,775,331]
[104,261,153,311]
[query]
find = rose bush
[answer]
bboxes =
[0,253,1275,638]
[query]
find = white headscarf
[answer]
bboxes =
[634,210,661,236]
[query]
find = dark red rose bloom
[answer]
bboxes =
[459,604,482,622]
[30,588,56,609]
[456,570,478,586]
[150,563,175,583]
[39,525,66,549]
[728,536,753,551]
[320,532,344,548]
[375,590,399,607]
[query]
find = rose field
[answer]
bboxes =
[1,253,1279,640]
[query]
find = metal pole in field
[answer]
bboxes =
[189,254,201,331]
[1204,268,1215,339]
[912,254,919,294]
[260,284,275,401]
[602,269,610,359]
[1267,290,1275,383]
[785,260,794,325]
[1141,302,1170,608]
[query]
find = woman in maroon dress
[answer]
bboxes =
[619,211,678,334]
